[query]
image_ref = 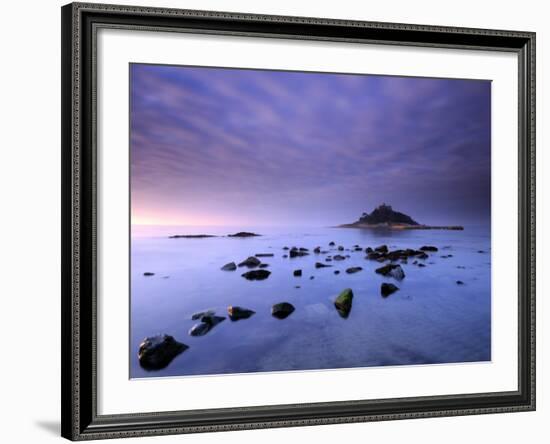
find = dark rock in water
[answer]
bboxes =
[238,256,261,268]
[333,254,346,261]
[338,245,344,251]
[381,283,399,297]
[334,270,340,275]
[138,334,188,370]
[456,280,465,285]
[334,288,353,318]
[417,263,426,268]
[375,264,405,280]
[329,241,336,246]
[400,259,408,264]
[417,252,429,260]
[315,262,332,268]
[365,247,373,253]
[271,302,295,319]
[310,276,315,280]
[169,234,216,239]
[143,272,155,276]
[366,251,385,260]
[293,269,302,277]
[375,245,389,253]
[299,247,309,252]
[326,258,333,262]
[478,250,486,253]
[413,260,418,265]
[221,262,237,271]
[314,246,321,254]
[457,266,466,269]
[241,269,271,280]
[255,253,274,257]
[420,245,438,252]
[191,309,216,320]
[289,248,309,258]
[346,267,363,274]
[259,263,269,268]
[353,247,363,252]
[228,231,261,237]
[282,254,288,258]
[283,246,289,250]
[189,315,225,336]
[295,285,301,289]
[227,306,255,321]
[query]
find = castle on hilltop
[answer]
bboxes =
[357,203,419,226]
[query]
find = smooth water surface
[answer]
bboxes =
[130,225,491,378]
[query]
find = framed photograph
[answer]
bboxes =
[61,2,536,440]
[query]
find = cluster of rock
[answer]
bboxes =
[140,236,471,371]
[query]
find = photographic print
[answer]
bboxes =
[130,64,491,378]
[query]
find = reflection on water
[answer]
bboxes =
[130,225,491,378]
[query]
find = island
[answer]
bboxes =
[338,204,464,230]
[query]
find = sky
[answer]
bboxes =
[130,64,491,227]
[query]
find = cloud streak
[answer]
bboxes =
[130,64,491,226]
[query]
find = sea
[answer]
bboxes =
[130,224,491,378]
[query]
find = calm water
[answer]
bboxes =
[130,225,491,378]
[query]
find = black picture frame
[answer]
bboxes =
[61,2,536,440]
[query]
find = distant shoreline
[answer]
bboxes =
[336,223,464,231]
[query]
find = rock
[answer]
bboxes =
[334,288,353,318]
[345,267,363,274]
[282,254,288,258]
[329,241,336,246]
[478,250,486,253]
[289,248,309,258]
[295,285,301,289]
[333,254,346,261]
[255,253,274,257]
[271,302,295,319]
[417,263,426,268]
[375,245,389,253]
[417,252,429,259]
[315,262,332,268]
[259,263,269,268]
[375,264,405,280]
[314,246,321,254]
[381,283,399,297]
[138,334,188,370]
[457,266,466,269]
[420,246,438,252]
[227,306,255,321]
[338,246,344,251]
[353,247,363,252]
[169,234,216,239]
[191,309,216,320]
[238,256,261,268]
[228,232,261,237]
[283,246,289,250]
[293,269,302,277]
[456,280,465,285]
[241,269,271,280]
[143,272,155,276]
[189,315,225,336]
[310,276,315,280]
[366,251,385,260]
[221,262,237,271]
[325,258,333,262]
[299,247,309,252]
[334,270,340,275]
[365,247,373,253]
